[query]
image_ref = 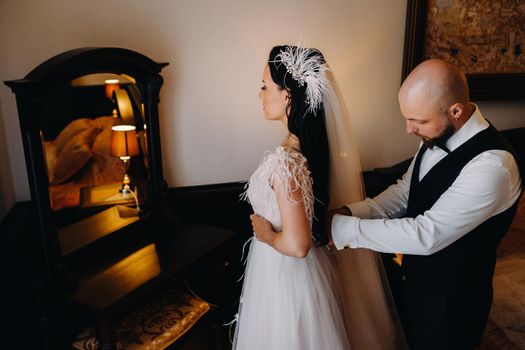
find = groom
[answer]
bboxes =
[329,59,522,349]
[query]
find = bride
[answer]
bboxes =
[232,45,406,349]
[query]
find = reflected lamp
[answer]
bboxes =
[111,125,139,195]
[105,79,120,100]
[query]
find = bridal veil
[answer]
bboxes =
[323,69,408,349]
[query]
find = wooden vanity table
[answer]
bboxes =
[4,47,238,349]
[66,221,235,349]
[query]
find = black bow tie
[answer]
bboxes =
[433,141,451,154]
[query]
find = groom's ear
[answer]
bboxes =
[448,102,464,120]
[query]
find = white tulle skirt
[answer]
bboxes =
[232,238,350,350]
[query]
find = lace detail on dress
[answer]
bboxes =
[241,147,314,228]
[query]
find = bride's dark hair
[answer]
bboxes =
[268,45,330,245]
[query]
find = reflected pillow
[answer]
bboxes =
[55,118,94,154]
[53,128,98,184]
[91,116,115,131]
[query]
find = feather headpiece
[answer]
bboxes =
[270,46,330,114]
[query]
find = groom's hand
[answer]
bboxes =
[326,207,352,249]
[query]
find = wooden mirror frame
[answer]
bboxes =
[402,0,525,101]
[4,47,169,284]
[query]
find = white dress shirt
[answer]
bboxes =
[332,107,522,255]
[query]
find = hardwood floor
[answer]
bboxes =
[479,195,525,349]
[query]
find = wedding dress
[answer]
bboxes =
[232,146,351,350]
[232,69,406,349]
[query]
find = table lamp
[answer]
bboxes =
[111,125,140,196]
[105,79,120,100]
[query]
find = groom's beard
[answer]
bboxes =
[420,122,455,149]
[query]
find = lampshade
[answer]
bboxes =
[111,125,140,158]
[105,79,120,99]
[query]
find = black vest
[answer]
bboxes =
[401,124,521,349]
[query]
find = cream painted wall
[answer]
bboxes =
[1,0,524,220]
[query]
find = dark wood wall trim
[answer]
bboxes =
[164,165,412,228]
[165,126,525,220]
[164,182,253,235]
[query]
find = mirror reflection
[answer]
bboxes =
[40,73,149,253]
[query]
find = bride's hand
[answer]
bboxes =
[250,214,275,243]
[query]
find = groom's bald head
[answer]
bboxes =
[398,59,474,146]
[399,59,470,113]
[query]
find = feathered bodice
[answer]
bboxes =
[243,147,314,233]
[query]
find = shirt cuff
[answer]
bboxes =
[332,214,360,250]
[346,200,373,219]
